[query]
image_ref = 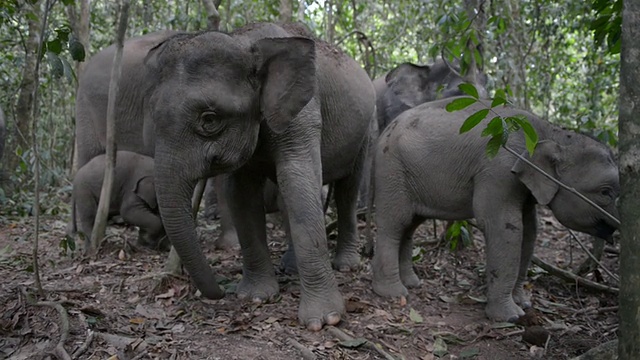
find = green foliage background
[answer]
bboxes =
[0,0,620,214]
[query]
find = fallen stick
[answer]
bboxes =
[35,301,72,360]
[326,326,397,360]
[72,330,95,359]
[287,338,317,360]
[531,256,618,294]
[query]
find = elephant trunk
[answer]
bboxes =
[154,152,225,300]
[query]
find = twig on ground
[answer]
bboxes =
[287,338,317,360]
[531,256,618,294]
[566,230,619,282]
[72,330,95,359]
[326,326,397,360]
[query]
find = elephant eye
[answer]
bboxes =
[198,110,224,136]
[600,187,613,198]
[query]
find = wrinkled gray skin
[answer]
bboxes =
[205,175,281,250]
[0,106,5,165]
[72,151,167,251]
[357,60,488,209]
[372,98,619,322]
[80,23,375,331]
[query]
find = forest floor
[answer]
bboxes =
[0,201,619,360]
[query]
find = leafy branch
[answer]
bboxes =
[446,85,620,226]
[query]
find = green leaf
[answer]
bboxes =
[514,118,539,156]
[460,347,480,358]
[485,136,502,159]
[446,97,477,112]
[46,38,62,54]
[46,52,64,78]
[491,89,507,108]
[338,338,367,348]
[459,109,489,134]
[481,117,504,138]
[458,83,479,99]
[409,308,423,323]
[69,37,86,62]
[433,337,448,357]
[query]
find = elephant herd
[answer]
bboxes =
[69,22,619,330]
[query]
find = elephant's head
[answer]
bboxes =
[512,139,619,240]
[143,31,316,299]
[385,59,488,108]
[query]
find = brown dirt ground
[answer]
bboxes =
[0,203,619,360]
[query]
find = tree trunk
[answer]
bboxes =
[11,1,41,179]
[618,0,640,358]
[202,0,222,31]
[297,0,305,21]
[66,0,90,178]
[89,0,131,254]
[279,0,292,23]
[325,0,334,43]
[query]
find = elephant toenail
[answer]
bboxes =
[306,319,322,331]
[507,316,520,323]
[326,312,341,326]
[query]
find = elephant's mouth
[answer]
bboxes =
[594,220,617,243]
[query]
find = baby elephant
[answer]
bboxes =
[372,97,619,323]
[72,151,167,251]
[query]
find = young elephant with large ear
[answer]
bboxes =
[142,23,375,331]
[371,97,619,322]
[71,151,167,251]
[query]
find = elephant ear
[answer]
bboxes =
[511,140,562,206]
[134,176,158,210]
[385,63,432,107]
[252,37,317,134]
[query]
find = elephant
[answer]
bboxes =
[71,151,167,251]
[77,22,376,331]
[371,97,619,323]
[0,105,5,166]
[359,60,488,213]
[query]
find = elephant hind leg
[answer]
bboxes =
[74,191,98,251]
[332,137,369,272]
[399,216,426,288]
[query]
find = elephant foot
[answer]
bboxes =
[298,286,345,331]
[236,275,279,303]
[485,298,525,323]
[331,250,361,272]
[400,268,422,288]
[372,277,409,299]
[512,287,532,308]
[280,248,298,275]
[214,229,239,250]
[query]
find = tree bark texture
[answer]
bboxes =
[618,0,640,358]
[279,0,292,23]
[11,1,41,178]
[202,0,221,31]
[89,0,131,253]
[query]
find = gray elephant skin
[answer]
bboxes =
[0,106,5,165]
[371,98,619,323]
[358,60,488,209]
[72,151,167,250]
[77,22,376,331]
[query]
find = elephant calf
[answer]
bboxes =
[71,151,167,251]
[372,97,619,323]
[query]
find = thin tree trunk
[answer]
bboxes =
[325,0,334,43]
[89,0,132,254]
[297,0,305,21]
[11,1,41,179]
[618,0,640,357]
[202,0,222,31]
[279,0,292,23]
[66,0,90,178]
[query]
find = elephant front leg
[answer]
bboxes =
[225,173,279,302]
[513,198,537,308]
[120,202,167,251]
[277,157,344,331]
[477,208,526,323]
